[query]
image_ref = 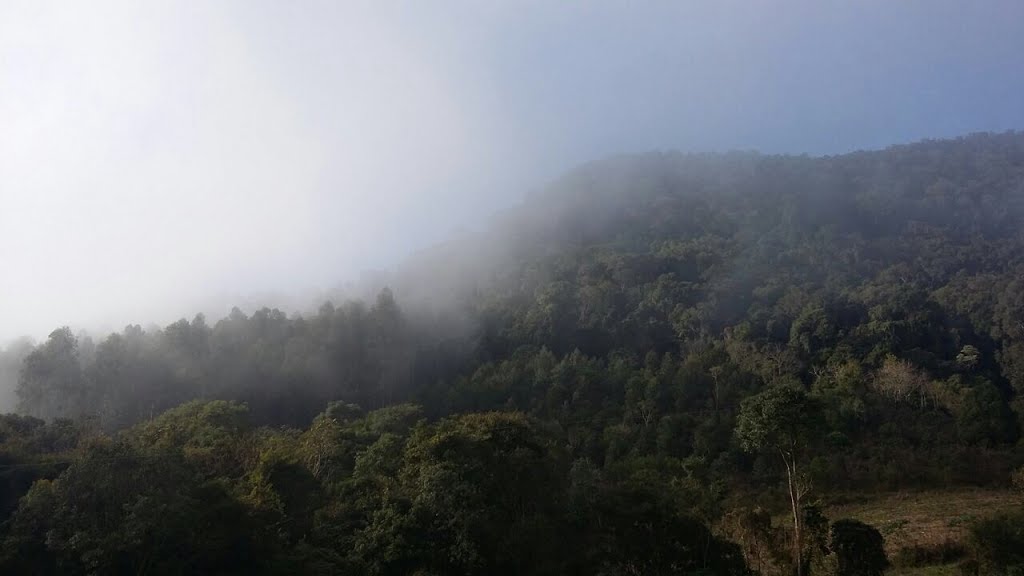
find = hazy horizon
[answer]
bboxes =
[3,0,1024,344]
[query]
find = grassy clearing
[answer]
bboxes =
[827,489,1018,554]
[885,563,960,576]
[824,488,1019,574]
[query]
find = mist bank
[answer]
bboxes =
[6,132,1024,442]
[0,339,33,413]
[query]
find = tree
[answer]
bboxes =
[130,400,252,479]
[0,337,34,413]
[0,437,261,575]
[829,519,888,576]
[16,328,86,420]
[583,482,749,576]
[736,385,823,576]
[720,507,776,574]
[355,411,568,575]
[873,356,934,409]
[956,345,981,371]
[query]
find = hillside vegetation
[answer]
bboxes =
[3,132,1024,574]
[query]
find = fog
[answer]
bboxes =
[2,0,1023,346]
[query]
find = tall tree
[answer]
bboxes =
[16,328,86,420]
[736,385,823,576]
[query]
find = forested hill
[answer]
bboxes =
[393,131,1024,319]
[3,132,1024,574]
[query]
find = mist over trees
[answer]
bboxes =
[0,339,33,413]
[4,132,1024,573]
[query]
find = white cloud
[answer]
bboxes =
[0,1,489,340]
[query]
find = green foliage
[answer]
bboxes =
[0,437,262,575]
[131,400,252,478]
[581,482,749,576]
[736,385,823,455]
[354,412,567,575]
[17,328,86,420]
[964,510,1024,575]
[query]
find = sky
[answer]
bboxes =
[1,0,1023,344]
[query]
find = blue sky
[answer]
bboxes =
[466,1,1023,158]
[1,0,1022,341]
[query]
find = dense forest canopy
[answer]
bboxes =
[3,132,1024,574]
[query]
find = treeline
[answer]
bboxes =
[1,401,906,575]
[12,289,421,429]
[4,132,1024,573]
